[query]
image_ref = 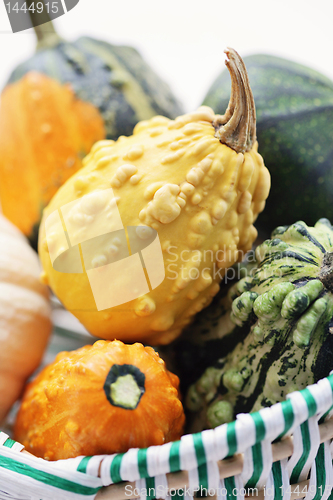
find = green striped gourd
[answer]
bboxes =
[202,54,333,234]
[186,219,333,429]
[8,34,183,141]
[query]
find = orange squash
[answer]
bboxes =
[0,213,52,423]
[0,72,105,243]
[14,340,185,460]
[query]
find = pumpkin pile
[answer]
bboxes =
[1,35,332,465]
[7,46,271,459]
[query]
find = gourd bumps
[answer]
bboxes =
[0,72,105,240]
[38,48,270,345]
[187,219,333,429]
[14,340,185,460]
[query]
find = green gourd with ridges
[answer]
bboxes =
[202,54,333,234]
[167,259,254,394]
[186,219,333,430]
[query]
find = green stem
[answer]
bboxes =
[28,0,63,49]
[104,364,145,410]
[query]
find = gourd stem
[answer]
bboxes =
[319,251,333,293]
[28,1,63,50]
[103,364,145,410]
[213,48,256,154]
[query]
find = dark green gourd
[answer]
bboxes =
[8,12,183,140]
[186,219,333,430]
[202,55,333,234]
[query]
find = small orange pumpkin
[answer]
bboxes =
[0,213,52,423]
[14,340,185,460]
[0,71,105,242]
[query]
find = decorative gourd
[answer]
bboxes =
[0,213,52,423]
[186,219,333,430]
[1,13,183,244]
[0,72,105,242]
[169,260,253,393]
[202,54,333,234]
[8,15,183,141]
[14,340,185,460]
[38,48,270,345]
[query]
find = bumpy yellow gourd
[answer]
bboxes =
[38,49,270,345]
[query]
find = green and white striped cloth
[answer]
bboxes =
[1,374,333,500]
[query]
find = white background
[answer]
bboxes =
[0,0,333,112]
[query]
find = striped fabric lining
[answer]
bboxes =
[0,434,24,454]
[265,459,290,500]
[237,412,272,490]
[244,438,273,490]
[219,474,244,500]
[287,377,333,489]
[135,476,156,500]
[0,442,102,499]
[288,417,320,484]
[305,442,333,500]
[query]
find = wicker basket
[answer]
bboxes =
[2,319,333,500]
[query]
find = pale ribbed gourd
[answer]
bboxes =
[0,213,52,423]
[186,219,333,430]
[38,48,270,345]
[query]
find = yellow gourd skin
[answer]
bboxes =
[0,213,52,423]
[39,105,269,345]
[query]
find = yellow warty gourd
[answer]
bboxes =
[38,49,270,345]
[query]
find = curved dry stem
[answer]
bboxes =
[319,251,333,293]
[213,48,256,153]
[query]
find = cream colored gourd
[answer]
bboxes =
[0,213,52,422]
[38,49,270,345]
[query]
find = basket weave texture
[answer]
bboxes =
[1,373,333,500]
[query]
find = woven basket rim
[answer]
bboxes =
[2,372,333,463]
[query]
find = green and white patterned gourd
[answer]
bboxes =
[168,259,255,394]
[187,219,333,429]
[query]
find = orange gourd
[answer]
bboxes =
[0,72,105,243]
[14,340,185,460]
[0,213,52,423]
